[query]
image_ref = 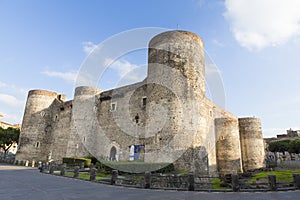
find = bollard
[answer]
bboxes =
[111,170,118,185]
[90,167,96,181]
[60,163,66,176]
[49,164,54,174]
[268,175,277,191]
[74,166,80,178]
[188,173,195,191]
[81,162,85,169]
[32,160,35,168]
[231,174,240,192]
[144,172,151,189]
[45,162,49,170]
[39,162,44,172]
[25,160,29,167]
[293,173,300,190]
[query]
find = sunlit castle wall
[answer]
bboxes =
[146,30,208,173]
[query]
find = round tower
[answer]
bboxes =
[148,30,205,99]
[16,90,58,161]
[144,30,206,172]
[70,86,102,158]
[238,117,265,171]
[215,117,243,174]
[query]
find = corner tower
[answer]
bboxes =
[239,117,265,171]
[215,117,242,174]
[16,90,59,161]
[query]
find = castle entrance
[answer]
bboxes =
[110,146,117,161]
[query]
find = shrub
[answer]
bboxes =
[288,139,300,154]
[268,139,300,154]
[62,157,91,168]
[268,140,291,152]
[85,156,98,164]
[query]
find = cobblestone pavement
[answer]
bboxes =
[0,164,300,200]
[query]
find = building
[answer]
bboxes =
[16,30,265,175]
[264,128,300,145]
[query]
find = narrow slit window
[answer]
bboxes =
[111,103,117,111]
[142,97,147,106]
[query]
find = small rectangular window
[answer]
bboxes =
[111,103,116,111]
[142,97,147,106]
[36,142,40,148]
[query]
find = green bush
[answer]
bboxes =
[62,157,91,167]
[289,139,300,154]
[268,139,300,153]
[85,156,98,164]
[268,140,291,152]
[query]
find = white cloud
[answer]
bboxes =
[263,127,300,138]
[0,82,27,124]
[82,41,98,55]
[0,81,27,95]
[224,0,300,50]
[42,70,78,83]
[212,39,224,47]
[0,94,23,108]
[193,0,206,7]
[104,58,143,82]
[0,112,22,124]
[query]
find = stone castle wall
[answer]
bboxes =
[16,30,265,175]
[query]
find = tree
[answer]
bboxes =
[0,127,20,158]
[268,140,291,152]
[268,139,300,154]
[288,139,300,154]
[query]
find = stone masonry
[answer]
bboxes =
[16,30,265,175]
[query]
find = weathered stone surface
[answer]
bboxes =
[16,30,265,175]
[239,118,265,171]
[215,118,242,174]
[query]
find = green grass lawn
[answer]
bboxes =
[247,169,300,184]
[61,171,110,180]
[211,178,230,189]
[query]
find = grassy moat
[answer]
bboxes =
[247,169,300,184]
[57,158,300,189]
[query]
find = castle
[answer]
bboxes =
[16,30,265,175]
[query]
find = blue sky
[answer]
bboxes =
[0,0,300,138]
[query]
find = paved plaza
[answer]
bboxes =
[0,164,300,200]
